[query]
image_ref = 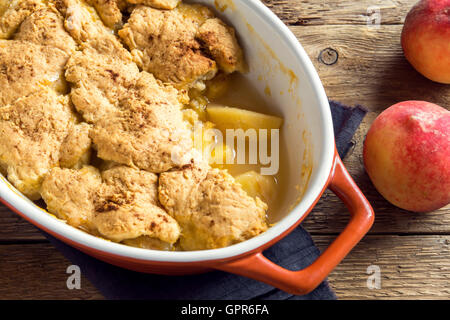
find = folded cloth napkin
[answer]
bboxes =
[41,101,367,300]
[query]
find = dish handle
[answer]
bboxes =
[214,154,374,295]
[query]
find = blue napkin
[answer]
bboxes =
[41,101,367,300]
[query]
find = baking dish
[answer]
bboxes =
[0,0,374,295]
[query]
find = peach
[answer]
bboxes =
[401,0,450,84]
[364,101,450,212]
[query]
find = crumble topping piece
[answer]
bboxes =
[15,6,78,54]
[196,18,247,74]
[85,0,126,29]
[159,160,268,250]
[41,165,181,244]
[54,0,131,60]
[119,3,246,89]
[93,165,180,243]
[0,40,69,105]
[0,0,46,39]
[65,49,194,173]
[119,3,218,89]
[59,122,92,169]
[126,0,181,10]
[0,88,76,199]
[41,166,102,231]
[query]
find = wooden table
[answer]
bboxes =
[1,0,449,300]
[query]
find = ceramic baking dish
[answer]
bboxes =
[0,0,374,295]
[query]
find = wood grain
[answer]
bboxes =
[290,25,450,112]
[313,235,450,299]
[262,0,414,25]
[0,243,103,300]
[1,236,449,300]
[0,206,45,242]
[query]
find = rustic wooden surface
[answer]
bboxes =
[1,0,449,300]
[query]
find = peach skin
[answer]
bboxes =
[364,101,450,213]
[401,0,450,84]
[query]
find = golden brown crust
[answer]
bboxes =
[56,0,131,60]
[90,72,195,173]
[119,4,218,89]
[59,122,92,169]
[85,0,124,29]
[14,6,78,54]
[0,89,75,200]
[197,18,247,74]
[93,166,180,243]
[65,49,194,173]
[41,165,181,244]
[65,49,140,123]
[0,0,46,39]
[41,166,102,231]
[0,40,69,106]
[126,0,181,10]
[159,161,268,250]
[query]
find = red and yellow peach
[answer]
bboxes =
[401,0,450,84]
[364,101,450,212]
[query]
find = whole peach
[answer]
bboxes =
[364,101,450,212]
[401,0,450,84]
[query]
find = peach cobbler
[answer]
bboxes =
[0,0,284,251]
